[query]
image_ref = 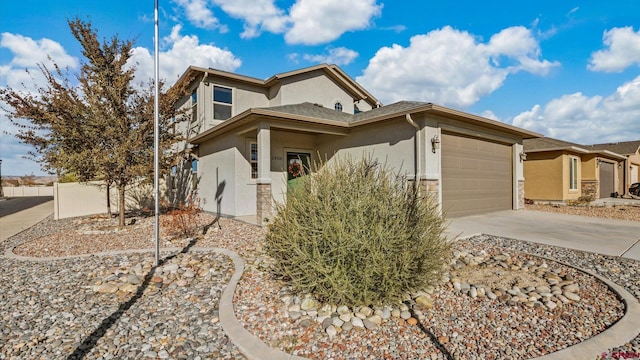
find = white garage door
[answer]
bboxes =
[442,132,513,217]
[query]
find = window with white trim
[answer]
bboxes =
[334,102,343,112]
[569,156,578,190]
[191,88,197,121]
[250,142,258,179]
[213,85,232,120]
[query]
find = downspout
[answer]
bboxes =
[406,114,420,185]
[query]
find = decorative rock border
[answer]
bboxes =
[4,243,639,360]
[446,250,584,311]
[530,255,640,360]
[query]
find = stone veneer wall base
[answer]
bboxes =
[518,180,525,210]
[256,183,272,226]
[581,180,599,200]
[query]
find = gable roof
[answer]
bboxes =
[174,64,379,108]
[584,140,640,155]
[190,101,541,144]
[524,137,627,160]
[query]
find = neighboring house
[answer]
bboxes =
[174,64,540,224]
[585,140,640,195]
[523,138,627,202]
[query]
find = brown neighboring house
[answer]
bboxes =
[523,137,626,201]
[585,140,640,195]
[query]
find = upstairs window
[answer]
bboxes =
[334,102,343,112]
[354,104,361,114]
[214,86,233,120]
[191,89,198,121]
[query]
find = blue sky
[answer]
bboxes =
[1,0,640,176]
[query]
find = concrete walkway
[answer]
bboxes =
[447,210,640,261]
[0,200,53,242]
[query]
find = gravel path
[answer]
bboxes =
[2,213,638,359]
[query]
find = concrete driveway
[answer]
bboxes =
[446,210,640,261]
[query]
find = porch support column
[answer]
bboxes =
[513,143,525,210]
[423,122,442,214]
[256,122,272,225]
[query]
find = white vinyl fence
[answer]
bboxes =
[53,182,120,220]
[2,186,54,197]
[53,180,167,220]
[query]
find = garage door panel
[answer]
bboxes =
[442,133,513,217]
[599,162,615,198]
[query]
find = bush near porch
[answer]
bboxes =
[264,157,450,307]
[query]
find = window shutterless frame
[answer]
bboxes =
[569,156,578,190]
[213,85,232,120]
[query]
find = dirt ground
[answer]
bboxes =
[526,203,640,222]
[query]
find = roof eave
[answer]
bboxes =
[428,104,542,139]
[189,108,351,145]
[525,146,590,154]
[588,150,627,160]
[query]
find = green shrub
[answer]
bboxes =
[264,157,450,306]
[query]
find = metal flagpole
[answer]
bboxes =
[154,0,160,266]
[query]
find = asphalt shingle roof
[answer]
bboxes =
[353,101,430,122]
[257,101,431,124]
[523,137,584,151]
[584,140,640,155]
[258,102,354,123]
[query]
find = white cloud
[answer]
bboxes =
[588,27,640,73]
[357,26,559,107]
[172,0,381,45]
[172,0,228,32]
[302,47,359,66]
[379,25,407,33]
[128,25,242,85]
[480,110,499,121]
[0,32,79,90]
[0,115,46,176]
[212,0,287,39]
[511,76,640,143]
[0,33,80,176]
[286,0,382,45]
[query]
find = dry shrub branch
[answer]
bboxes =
[265,157,450,307]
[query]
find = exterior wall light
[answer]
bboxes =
[519,151,527,162]
[431,135,440,153]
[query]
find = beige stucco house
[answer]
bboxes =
[585,141,640,194]
[523,138,627,202]
[174,64,540,224]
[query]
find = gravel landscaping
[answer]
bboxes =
[1,211,638,359]
[526,203,640,222]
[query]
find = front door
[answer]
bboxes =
[286,152,311,188]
